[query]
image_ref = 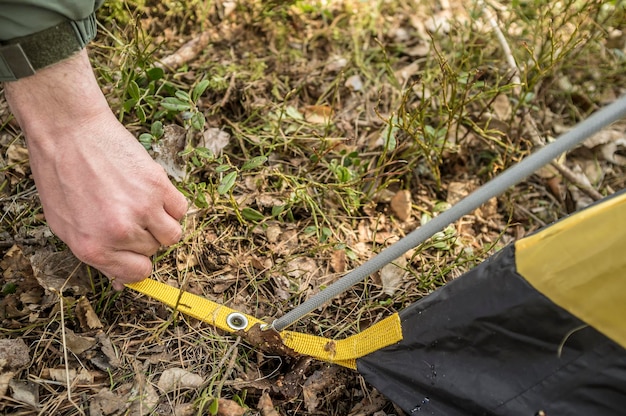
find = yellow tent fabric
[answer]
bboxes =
[516,191,626,348]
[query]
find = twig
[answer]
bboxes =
[215,336,241,397]
[49,262,86,416]
[156,31,211,71]
[218,72,237,108]
[550,161,603,201]
[477,1,547,145]
[477,0,521,95]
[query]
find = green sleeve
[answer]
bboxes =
[0,0,105,41]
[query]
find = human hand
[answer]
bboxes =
[4,50,188,290]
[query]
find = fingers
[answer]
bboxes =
[104,251,152,289]
[148,211,184,246]
[74,247,153,290]
[147,177,187,246]
[163,184,188,221]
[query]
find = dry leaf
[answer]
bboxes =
[217,398,246,416]
[582,129,623,148]
[330,250,347,273]
[199,127,231,155]
[1,245,32,280]
[65,328,97,355]
[48,368,94,384]
[9,379,39,409]
[174,403,196,416]
[222,1,236,17]
[446,181,471,205]
[0,338,30,397]
[302,105,334,124]
[326,55,348,72]
[265,224,282,243]
[380,257,407,296]
[30,249,91,295]
[19,289,42,305]
[153,124,187,182]
[76,296,103,330]
[390,190,412,221]
[345,74,363,92]
[395,62,420,85]
[347,389,388,416]
[256,194,283,208]
[285,257,319,284]
[90,388,127,416]
[251,255,272,271]
[6,143,29,176]
[492,94,512,120]
[157,368,204,392]
[0,338,30,372]
[90,333,120,371]
[0,372,14,399]
[129,369,159,416]
[601,138,626,165]
[405,43,430,57]
[258,391,280,416]
[478,197,499,219]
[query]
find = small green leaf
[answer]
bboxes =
[208,398,219,415]
[271,205,285,217]
[138,133,153,150]
[424,125,436,138]
[241,207,265,221]
[381,115,399,151]
[135,105,147,123]
[161,97,192,112]
[195,147,214,159]
[190,112,206,131]
[192,79,211,102]
[217,171,237,194]
[194,191,209,209]
[284,105,304,120]
[2,282,18,295]
[123,98,137,112]
[151,121,164,138]
[215,164,231,173]
[241,156,268,171]
[127,80,141,100]
[320,226,332,242]
[146,67,164,81]
[432,241,449,250]
[334,165,351,183]
[175,90,191,102]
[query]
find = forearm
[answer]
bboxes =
[4,49,112,151]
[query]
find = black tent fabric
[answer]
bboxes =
[357,192,626,415]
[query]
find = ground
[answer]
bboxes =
[1,0,625,415]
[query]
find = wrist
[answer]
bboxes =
[4,49,113,146]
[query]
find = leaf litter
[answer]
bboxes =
[1,0,625,414]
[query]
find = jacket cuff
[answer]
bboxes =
[0,13,97,82]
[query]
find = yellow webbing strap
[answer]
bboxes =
[126,278,403,369]
[516,192,626,348]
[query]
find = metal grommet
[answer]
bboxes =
[226,312,248,330]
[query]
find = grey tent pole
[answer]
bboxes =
[268,95,626,333]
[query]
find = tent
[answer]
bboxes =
[358,189,626,415]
